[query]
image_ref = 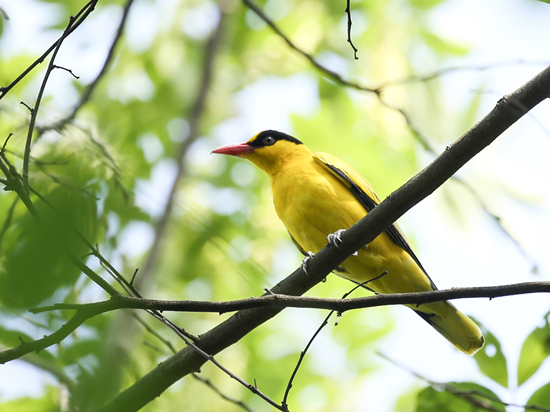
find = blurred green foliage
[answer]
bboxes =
[0,0,548,411]
[416,382,505,412]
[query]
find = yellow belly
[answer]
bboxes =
[271,160,435,295]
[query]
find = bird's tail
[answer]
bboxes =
[413,301,484,355]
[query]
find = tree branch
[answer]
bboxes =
[4,279,548,366]
[38,0,136,132]
[0,0,99,101]
[28,281,550,316]
[98,64,550,412]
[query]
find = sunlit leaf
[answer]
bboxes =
[472,318,508,387]
[526,382,550,410]
[517,312,550,386]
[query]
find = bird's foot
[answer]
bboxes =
[327,229,345,247]
[327,229,358,256]
[300,251,315,275]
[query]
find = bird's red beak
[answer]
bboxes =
[211,142,255,157]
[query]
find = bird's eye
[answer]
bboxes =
[263,136,275,146]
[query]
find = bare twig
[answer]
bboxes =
[192,373,256,412]
[241,0,377,93]
[22,1,99,191]
[282,276,379,410]
[132,313,178,355]
[345,0,359,60]
[0,0,98,100]
[144,306,284,410]
[39,0,137,132]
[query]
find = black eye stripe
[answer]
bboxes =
[248,130,303,147]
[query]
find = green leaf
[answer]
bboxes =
[416,382,505,412]
[526,382,550,410]
[472,318,508,387]
[518,313,550,386]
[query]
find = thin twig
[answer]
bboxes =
[192,373,256,412]
[144,306,284,410]
[345,0,358,60]
[22,2,98,191]
[132,312,178,355]
[0,0,98,100]
[242,0,377,93]
[282,276,380,410]
[39,0,137,132]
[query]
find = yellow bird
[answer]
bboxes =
[212,130,484,355]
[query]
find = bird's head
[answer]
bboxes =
[212,130,307,175]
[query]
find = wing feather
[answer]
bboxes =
[313,152,433,282]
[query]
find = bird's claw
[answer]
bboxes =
[300,251,315,275]
[327,229,345,247]
[327,229,358,256]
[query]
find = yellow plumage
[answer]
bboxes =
[212,130,484,355]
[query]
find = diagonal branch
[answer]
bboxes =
[0,0,99,101]
[98,64,550,412]
[241,0,376,93]
[38,0,137,132]
[21,0,99,191]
